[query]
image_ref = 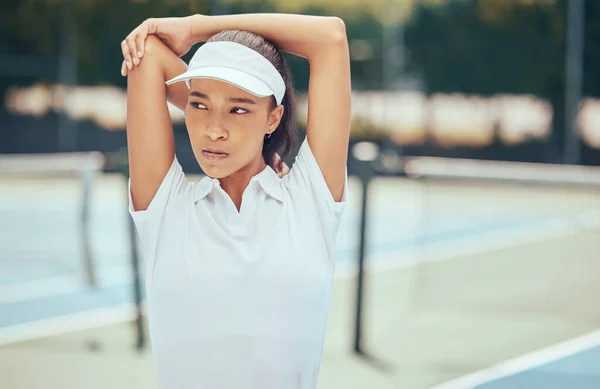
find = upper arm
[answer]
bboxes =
[127,35,189,211]
[305,17,351,202]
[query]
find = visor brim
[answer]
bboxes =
[165,67,274,99]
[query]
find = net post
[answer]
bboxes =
[128,200,146,351]
[79,153,98,287]
[117,152,146,351]
[354,170,372,355]
[351,141,379,356]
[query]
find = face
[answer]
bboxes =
[185,78,284,179]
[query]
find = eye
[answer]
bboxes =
[190,102,207,110]
[231,107,249,115]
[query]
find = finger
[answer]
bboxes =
[136,23,150,58]
[135,33,145,59]
[127,36,139,66]
[121,60,128,76]
[120,40,133,70]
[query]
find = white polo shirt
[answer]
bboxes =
[129,137,347,389]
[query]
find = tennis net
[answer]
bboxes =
[0,152,104,301]
[349,151,600,379]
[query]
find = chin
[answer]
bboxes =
[198,164,227,179]
[197,158,235,179]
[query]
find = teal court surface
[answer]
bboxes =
[1,173,599,389]
[431,330,600,389]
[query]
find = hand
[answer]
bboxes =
[121,16,196,76]
[273,153,290,178]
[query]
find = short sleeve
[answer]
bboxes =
[128,156,192,241]
[286,137,348,225]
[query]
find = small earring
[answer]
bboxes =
[265,132,272,139]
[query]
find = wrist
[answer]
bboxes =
[187,14,214,44]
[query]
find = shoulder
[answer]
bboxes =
[283,137,348,224]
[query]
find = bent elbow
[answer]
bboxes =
[143,35,167,58]
[327,17,347,45]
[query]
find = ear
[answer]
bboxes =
[267,105,285,133]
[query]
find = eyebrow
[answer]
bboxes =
[189,91,257,105]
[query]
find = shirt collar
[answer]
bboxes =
[193,165,283,203]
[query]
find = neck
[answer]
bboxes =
[219,155,267,211]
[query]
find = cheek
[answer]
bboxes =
[185,115,202,135]
[232,125,264,157]
[185,120,207,157]
[230,115,267,140]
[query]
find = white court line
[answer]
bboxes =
[0,303,144,346]
[1,210,598,345]
[429,328,600,389]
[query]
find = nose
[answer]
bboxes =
[205,118,228,141]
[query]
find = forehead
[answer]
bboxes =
[189,78,262,101]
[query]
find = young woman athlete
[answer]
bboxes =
[121,13,350,389]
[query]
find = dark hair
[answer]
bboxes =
[207,30,297,172]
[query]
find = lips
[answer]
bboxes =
[202,148,229,161]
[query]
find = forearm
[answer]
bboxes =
[187,13,346,60]
[143,36,189,110]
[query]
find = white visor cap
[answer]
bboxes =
[166,41,286,105]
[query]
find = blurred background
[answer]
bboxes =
[1,0,599,388]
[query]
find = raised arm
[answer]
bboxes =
[189,14,351,201]
[125,35,188,211]
[122,14,350,198]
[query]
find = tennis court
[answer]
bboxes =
[1,170,596,329]
[1,162,599,388]
[1,0,599,387]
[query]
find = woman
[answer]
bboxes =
[121,12,350,389]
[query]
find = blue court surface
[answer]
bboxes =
[481,346,600,389]
[432,331,600,389]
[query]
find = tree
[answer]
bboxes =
[403,0,600,162]
[0,0,211,87]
